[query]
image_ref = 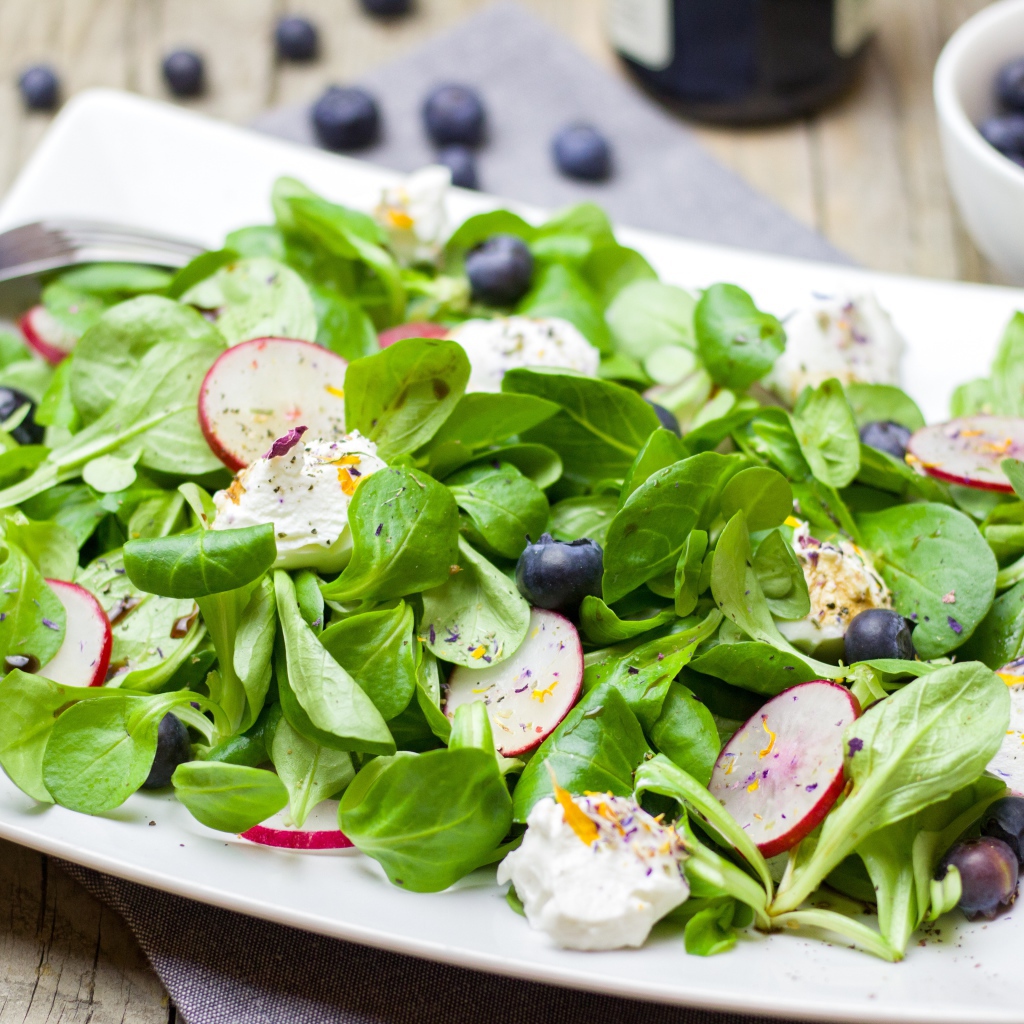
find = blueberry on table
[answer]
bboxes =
[312,86,380,151]
[982,796,1024,865]
[980,114,1024,155]
[142,713,192,789]
[859,420,912,460]
[515,533,603,615]
[0,387,43,446]
[18,65,60,111]
[465,234,533,306]
[162,50,205,98]
[997,56,1024,112]
[361,0,412,16]
[843,608,915,664]
[552,123,612,181]
[937,837,1018,919]
[647,400,681,437]
[423,84,486,146]
[437,144,479,190]
[275,16,319,62]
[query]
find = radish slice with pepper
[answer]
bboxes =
[240,801,354,851]
[443,608,583,757]
[198,336,347,471]
[378,321,448,348]
[19,306,78,365]
[709,681,860,859]
[39,580,112,687]
[907,416,1024,493]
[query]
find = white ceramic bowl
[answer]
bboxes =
[935,0,1024,283]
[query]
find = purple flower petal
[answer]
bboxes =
[947,615,963,635]
[265,426,307,459]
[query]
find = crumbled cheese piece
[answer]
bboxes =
[497,792,689,950]
[211,430,385,572]
[448,316,601,393]
[374,165,450,267]
[989,665,1024,796]
[765,293,905,404]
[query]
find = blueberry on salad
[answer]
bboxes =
[937,837,1018,920]
[980,114,1024,157]
[465,234,533,305]
[997,56,1024,112]
[312,86,380,151]
[981,796,1024,865]
[162,49,205,97]
[422,83,485,146]
[0,387,43,445]
[275,16,319,62]
[142,714,192,789]
[843,608,915,663]
[552,123,612,181]
[18,65,59,111]
[859,419,912,460]
[515,534,603,615]
[437,144,479,190]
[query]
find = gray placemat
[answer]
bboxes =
[64,5,845,1023]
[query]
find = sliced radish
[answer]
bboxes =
[39,580,113,688]
[198,336,347,471]
[709,681,860,859]
[19,306,78,365]
[907,416,1024,493]
[239,800,353,851]
[378,322,448,348]
[443,608,583,757]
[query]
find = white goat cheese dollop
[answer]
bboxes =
[766,293,906,404]
[211,429,385,573]
[497,791,689,950]
[777,520,892,650]
[374,165,450,267]
[988,663,1024,796]
[448,316,601,393]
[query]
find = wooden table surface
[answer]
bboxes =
[0,1,1000,1021]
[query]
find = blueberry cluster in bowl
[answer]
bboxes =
[979,56,1024,166]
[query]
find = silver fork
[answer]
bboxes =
[0,219,206,284]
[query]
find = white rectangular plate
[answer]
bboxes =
[2,89,1024,1024]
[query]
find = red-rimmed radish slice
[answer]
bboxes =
[39,580,112,687]
[378,322,448,348]
[907,416,1024,493]
[443,608,583,757]
[709,681,860,859]
[198,336,347,471]
[19,306,78,365]
[239,801,353,851]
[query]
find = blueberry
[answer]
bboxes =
[997,56,1024,112]
[423,84,486,146]
[843,608,915,663]
[312,86,380,151]
[980,114,1024,155]
[937,837,1018,919]
[982,796,1024,865]
[18,65,60,111]
[647,400,681,437]
[465,235,533,306]
[0,387,43,446]
[142,713,192,789]
[361,0,412,15]
[438,145,479,190]
[162,50,205,98]
[859,420,912,461]
[516,534,603,615]
[552,123,612,181]
[275,16,319,61]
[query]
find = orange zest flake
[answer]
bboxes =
[531,680,557,702]
[747,778,760,793]
[960,429,984,438]
[385,208,415,230]
[784,515,802,528]
[547,765,599,846]
[757,716,777,759]
[334,454,361,466]
[325,384,345,399]
[470,645,486,660]
[999,672,1024,687]
[337,467,359,496]
[984,437,1014,455]
[225,477,246,505]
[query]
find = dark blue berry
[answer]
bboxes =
[843,608,915,663]
[0,387,43,446]
[142,713,192,789]
[361,0,411,15]
[465,235,533,306]
[516,533,603,615]
[982,796,1024,866]
[980,114,1024,155]
[552,123,612,181]
[18,65,59,111]
[423,84,485,146]
[438,145,479,190]
[275,16,319,61]
[312,86,380,151]
[937,837,1018,919]
[997,56,1024,112]
[859,420,912,461]
[162,50,205,98]
[648,400,681,437]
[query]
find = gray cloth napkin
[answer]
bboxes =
[61,6,846,1022]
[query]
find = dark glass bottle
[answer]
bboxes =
[607,0,875,124]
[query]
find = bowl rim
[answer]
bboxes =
[934,0,1024,188]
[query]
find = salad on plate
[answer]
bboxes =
[1,166,1024,963]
